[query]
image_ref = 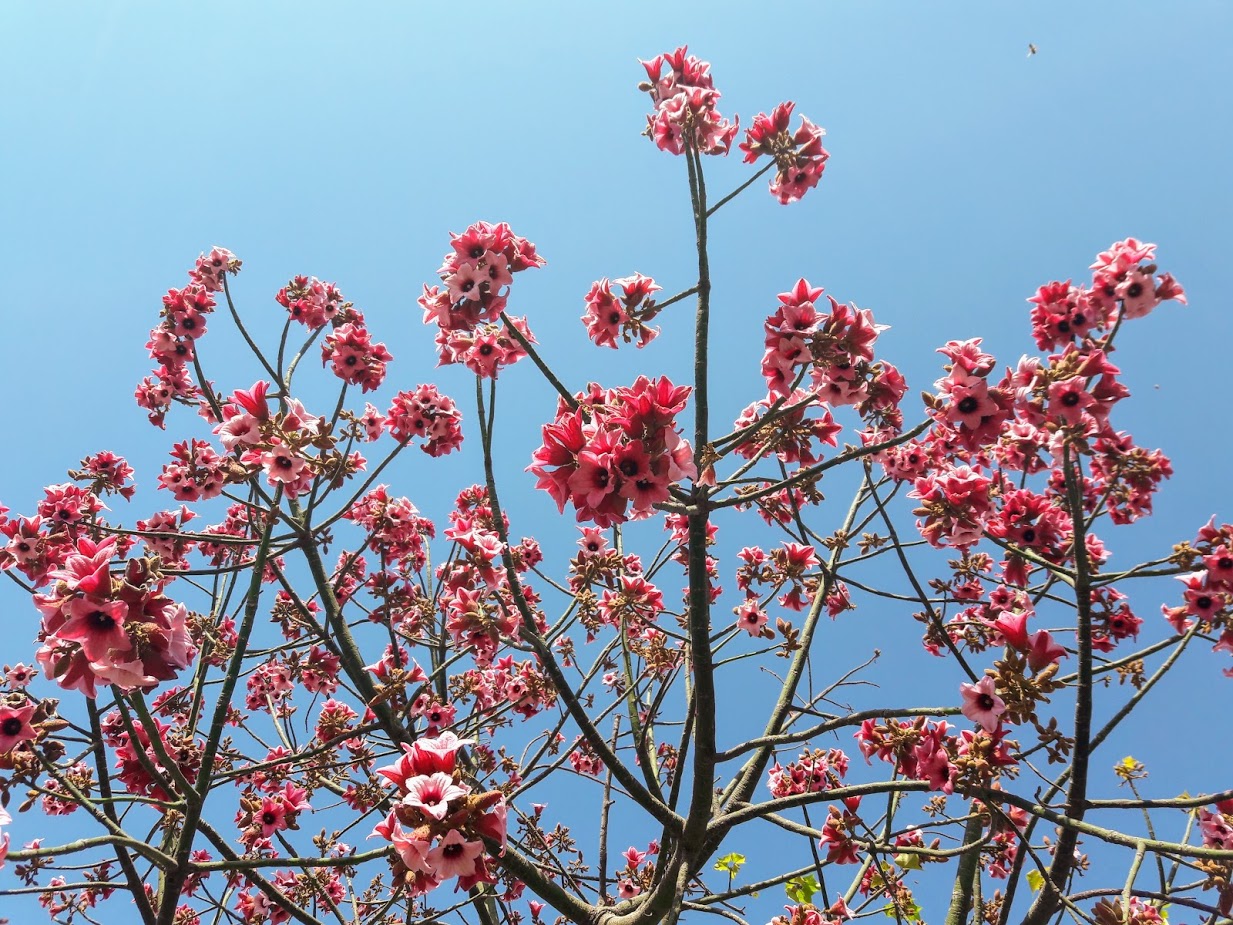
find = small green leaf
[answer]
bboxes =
[713,852,746,877]
[894,851,923,871]
[785,874,820,904]
[1026,870,1045,893]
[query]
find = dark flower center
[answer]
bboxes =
[1021,528,1037,544]
[262,812,278,825]
[1126,282,1144,299]
[957,396,979,414]
[977,694,995,710]
[469,245,485,259]
[619,460,640,477]
[1,718,23,736]
[1061,392,1081,407]
[443,841,463,858]
[1197,596,1213,610]
[89,610,115,629]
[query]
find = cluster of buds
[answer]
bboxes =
[740,101,831,204]
[370,732,507,897]
[419,220,545,377]
[639,46,738,156]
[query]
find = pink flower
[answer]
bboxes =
[959,676,1006,733]
[618,879,642,900]
[256,796,288,836]
[425,829,484,880]
[734,600,769,637]
[390,825,433,873]
[59,597,131,663]
[402,772,470,821]
[408,731,474,776]
[1026,630,1067,671]
[0,702,36,754]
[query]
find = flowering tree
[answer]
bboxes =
[1,45,1231,925]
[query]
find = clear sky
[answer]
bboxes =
[2,2,1232,921]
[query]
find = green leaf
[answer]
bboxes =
[894,851,923,871]
[785,874,820,904]
[1026,869,1045,892]
[713,852,747,877]
[883,900,921,921]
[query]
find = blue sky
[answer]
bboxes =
[2,2,1232,921]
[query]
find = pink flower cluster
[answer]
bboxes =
[208,380,330,498]
[529,377,697,527]
[343,486,434,572]
[732,390,842,468]
[321,320,393,393]
[769,899,853,925]
[433,486,549,669]
[100,708,202,801]
[385,384,465,456]
[740,101,831,204]
[276,275,349,330]
[137,247,240,428]
[910,465,994,550]
[639,46,738,156]
[1,483,106,586]
[419,221,545,377]
[767,747,851,798]
[371,732,507,896]
[1027,238,1184,350]
[856,718,960,794]
[235,780,312,850]
[581,274,661,349]
[884,243,1185,597]
[70,451,136,501]
[34,538,195,697]
[760,280,903,429]
[1164,519,1233,674]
